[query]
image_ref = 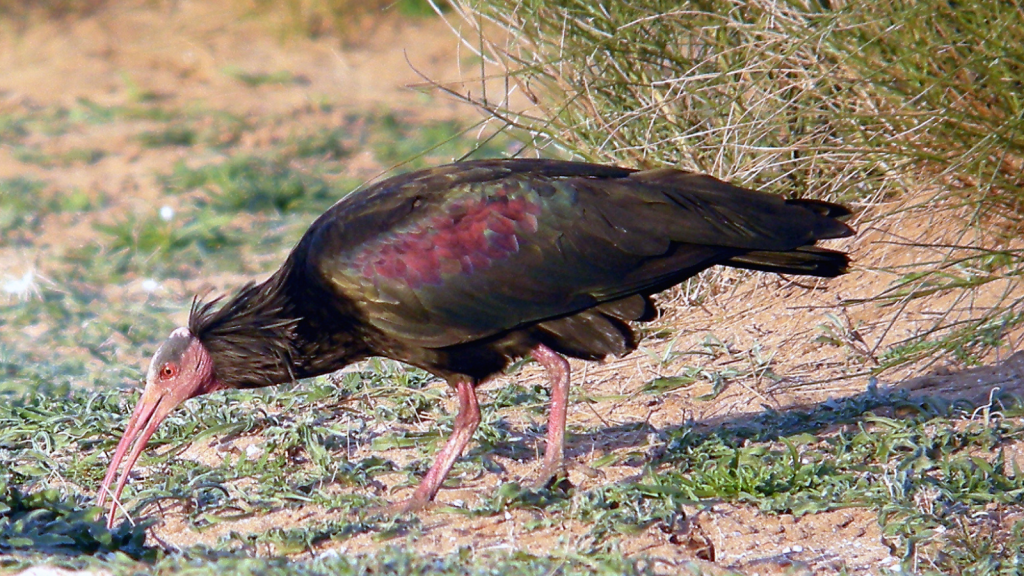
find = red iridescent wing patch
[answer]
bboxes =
[354,186,543,288]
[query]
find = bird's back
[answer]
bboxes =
[288,159,853,380]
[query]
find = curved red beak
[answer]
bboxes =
[96,384,187,528]
[97,329,217,528]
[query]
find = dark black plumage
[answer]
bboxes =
[98,158,854,525]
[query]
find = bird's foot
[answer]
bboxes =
[530,459,569,491]
[364,499,418,518]
[529,460,601,491]
[538,473,574,493]
[381,494,432,516]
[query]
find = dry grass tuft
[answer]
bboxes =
[436,0,1024,375]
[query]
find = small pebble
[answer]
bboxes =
[317,548,341,561]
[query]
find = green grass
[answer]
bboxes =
[243,0,446,41]
[0,178,49,241]
[0,114,28,142]
[0,0,106,18]
[163,155,336,214]
[0,178,99,244]
[3,4,1022,572]
[93,209,239,273]
[2,365,1021,573]
[2,544,656,576]
[0,100,197,146]
[279,127,350,160]
[639,336,779,399]
[137,125,198,148]
[365,111,515,170]
[223,66,310,88]
[13,146,105,167]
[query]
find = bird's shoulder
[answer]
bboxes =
[299,159,632,283]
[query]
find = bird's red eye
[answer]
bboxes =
[159,363,178,380]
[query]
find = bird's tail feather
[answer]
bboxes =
[723,246,850,277]
[782,198,855,241]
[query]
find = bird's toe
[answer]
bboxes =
[530,459,569,490]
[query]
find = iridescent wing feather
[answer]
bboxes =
[301,159,851,349]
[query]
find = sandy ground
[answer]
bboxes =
[1,2,1022,574]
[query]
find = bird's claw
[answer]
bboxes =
[530,459,569,490]
[529,460,602,491]
[372,493,432,517]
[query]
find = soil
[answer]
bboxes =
[1,2,1022,574]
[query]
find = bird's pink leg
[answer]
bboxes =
[396,377,480,511]
[531,343,571,486]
